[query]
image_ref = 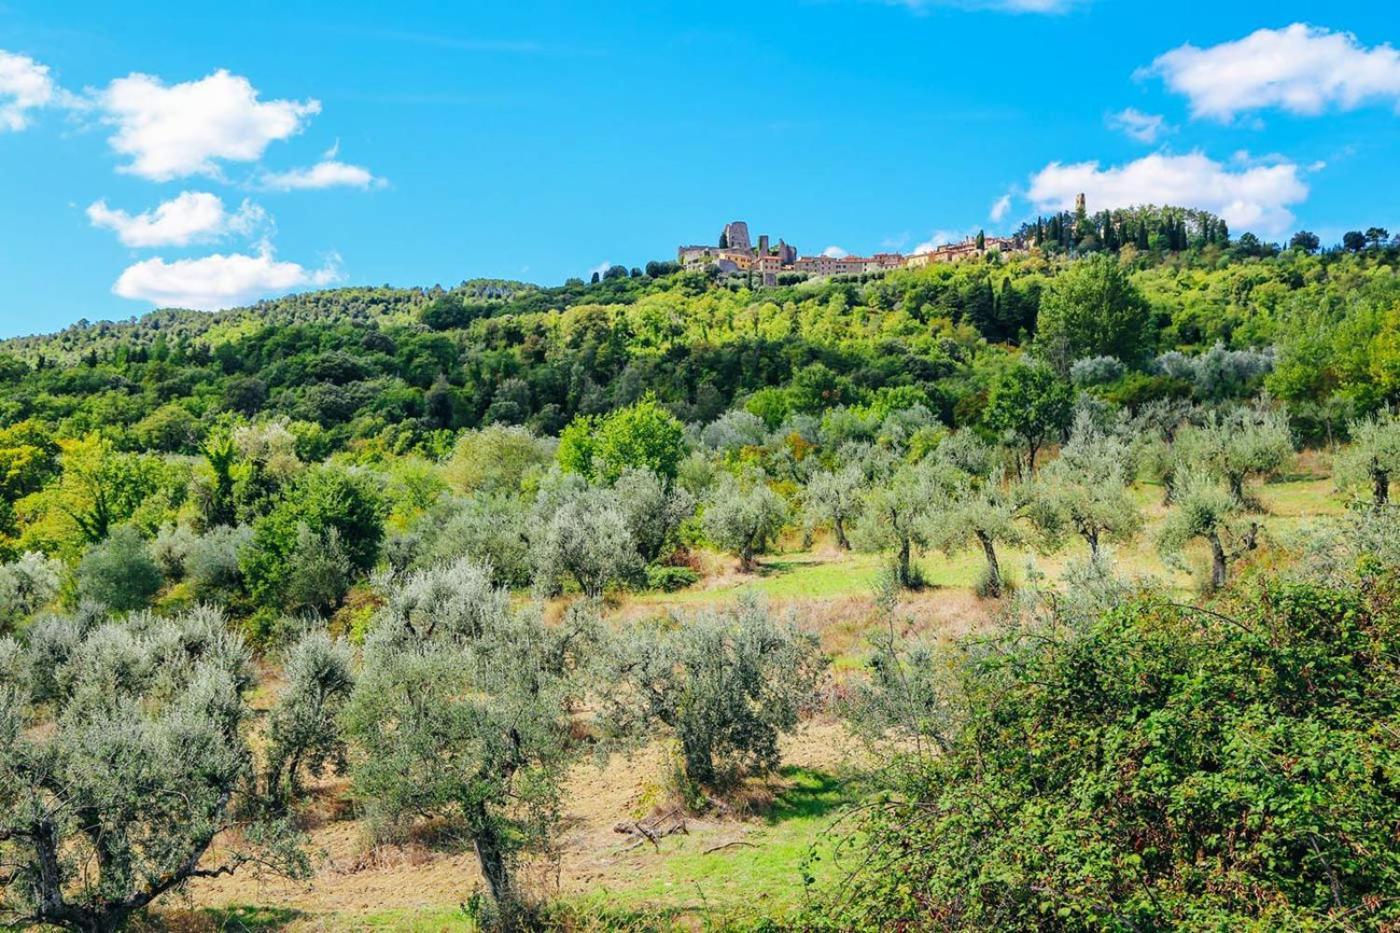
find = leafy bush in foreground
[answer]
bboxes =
[815,571,1400,930]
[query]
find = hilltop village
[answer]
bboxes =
[678,219,1023,285]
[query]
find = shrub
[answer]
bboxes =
[75,525,163,611]
[186,524,252,600]
[264,629,355,805]
[701,473,788,572]
[0,606,305,931]
[816,574,1400,929]
[0,551,62,631]
[645,565,700,592]
[342,559,595,909]
[600,598,826,791]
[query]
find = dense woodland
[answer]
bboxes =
[2,211,1400,930]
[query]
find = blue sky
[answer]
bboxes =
[1,0,1398,337]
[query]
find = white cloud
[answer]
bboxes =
[87,191,266,247]
[1146,24,1400,121]
[913,229,973,254]
[821,245,849,258]
[96,69,320,180]
[989,194,1013,222]
[1107,107,1171,143]
[1027,151,1309,234]
[0,50,57,131]
[259,159,383,191]
[112,247,340,310]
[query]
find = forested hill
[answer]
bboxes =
[1,224,1398,463]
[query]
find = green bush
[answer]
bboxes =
[644,565,699,592]
[817,572,1400,929]
[74,525,163,612]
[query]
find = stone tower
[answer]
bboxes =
[722,221,751,252]
[1074,193,1087,217]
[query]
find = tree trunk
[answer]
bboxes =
[470,811,512,905]
[1209,532,1228,590]
[1373,467,1390,508]
[977,531,1002,598]
[896,537,912,589]
[1229,473,1246,502]
[1085,529,1100,560]
[834,517,850,550]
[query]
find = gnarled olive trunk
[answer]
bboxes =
[976,530,1002,598]
[1209,532,1228,590]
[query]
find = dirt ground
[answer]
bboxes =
[186,719,863,923]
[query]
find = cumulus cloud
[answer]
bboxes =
[112,247,341,310]
[1145,24,1400,121]
[87,191,266,247]
[989,194,1013,222]
[1027,151,1309,234]
[821,246,850,258]
[0,50,57,131]
[1107,107,1171,143]
[96,69,320,180]
[259,160,383,191]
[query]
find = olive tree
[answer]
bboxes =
[0,607,305,932]
[342,559,593,910]
[612,467,696,564]
[263,630,355,806]
[419,492,534,588]
[1336,413,1400,507]
[1157,470,1259,590]
[923,469,1034,599]
[853,459,946,589]
[1175,407,1293,506]
[1035,414,1143,558]
[702,473,788,572]
[599,598,825,790]
[803,465,864,550]
[530,484,642,597]
[75,525,163,612]
[0,551,61,631]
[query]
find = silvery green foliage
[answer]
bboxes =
[1035,410,1145,557]
[845,584,965,757]
[1335,413,1400,507]
[0,606,303,932]
[343,558,594,905]
[803,465,865,550]
[531,482,643,598]
[699,409,767,452]
[773,413,821,448]
[1153,344,1275,399]
[185,524,253,600]
[419,492,533,588]
[1173,405,1294,503]
[282,523,352,615]
[922,466,1033,599]
[702,473,789,572]
[0,551,62,630]
[878,403,936,451]
[612,467,696,564]
[1157,470,1258,590]
[599,597,825,789]
[1070,355,1126,386]
[151,523,199,581]
[75,525,163,612]
[819,406,879,450]
[264,630,354,804]
[853,458,949,589]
